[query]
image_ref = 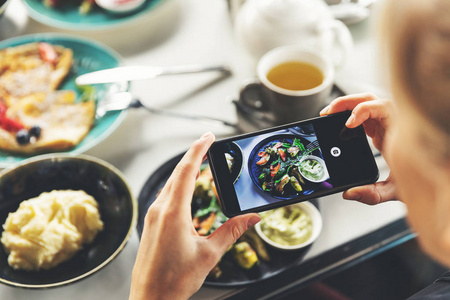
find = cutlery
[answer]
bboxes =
[306,140,320,152]
[76,64,231,85]
[97,92,238,128]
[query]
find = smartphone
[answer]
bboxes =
[207,111,379,217]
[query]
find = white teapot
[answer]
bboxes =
[235,0,353,69]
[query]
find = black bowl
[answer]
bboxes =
[0,154,137,288]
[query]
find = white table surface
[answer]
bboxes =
[0,0,407,299]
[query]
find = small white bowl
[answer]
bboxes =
[255,202,322,251]
[298,155,329,183]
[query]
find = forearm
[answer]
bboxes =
[129,275,191,300]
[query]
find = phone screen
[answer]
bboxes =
[208,111,379,216]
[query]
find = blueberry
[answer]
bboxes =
[16,129,30,145]
[29,126,41,138]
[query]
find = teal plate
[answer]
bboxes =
[23,0,166,30]
[0,33,128,168]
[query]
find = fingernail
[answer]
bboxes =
[247,215,261,229]
[345,191,361,200]
[320,106,330,115]
[345,114,355,126]
[201,131,213,140]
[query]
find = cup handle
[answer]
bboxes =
[328,19,353,70]
[238,79,271,111]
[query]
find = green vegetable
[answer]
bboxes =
[290,167,305,185]
[195,196,219,218]
[289,176,303,192]
[210,210,228,234]
[293,138,305,151]
[303,147,320,156]
[79,0,94,14]
[240,227,270,262]
[271,158,281,165]
[232,242,259,269]
[286,165,293,175]
[77,85,96,103]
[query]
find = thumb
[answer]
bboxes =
[207,213,261,254]
[343,175,397,205]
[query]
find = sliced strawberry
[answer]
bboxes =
[38,42,58,64]
[0,101,26,133]
[1,117,25,132]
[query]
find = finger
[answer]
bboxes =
[168,132,215,207]
[320,93,378,116]
[362,121,376,138]
[153,167,177,204]
[343,177,397,205]
[207,213,261,254]
[154,134,214,207]
[195,155,209,180]
[345,99,392,128]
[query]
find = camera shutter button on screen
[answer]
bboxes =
[331,147,341,157]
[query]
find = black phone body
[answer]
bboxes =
[208,111,379,217]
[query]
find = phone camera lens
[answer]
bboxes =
[331,147,341,157]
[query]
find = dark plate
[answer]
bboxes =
[248,134,323,200]
[0,0,9,17]
[226,141,243,184]
[0,154,136,288]
[137,152,318,287]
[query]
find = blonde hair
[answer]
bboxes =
[382,0,450,135]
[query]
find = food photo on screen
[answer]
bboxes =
[226,123,334,211]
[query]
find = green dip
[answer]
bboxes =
[260,206,312,246]
[299,159,324,181]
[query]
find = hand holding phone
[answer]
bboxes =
[208,111,379,217]
[131,133,260,300]
[321,95,397,205]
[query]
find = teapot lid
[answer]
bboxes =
[255,0,332,29]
